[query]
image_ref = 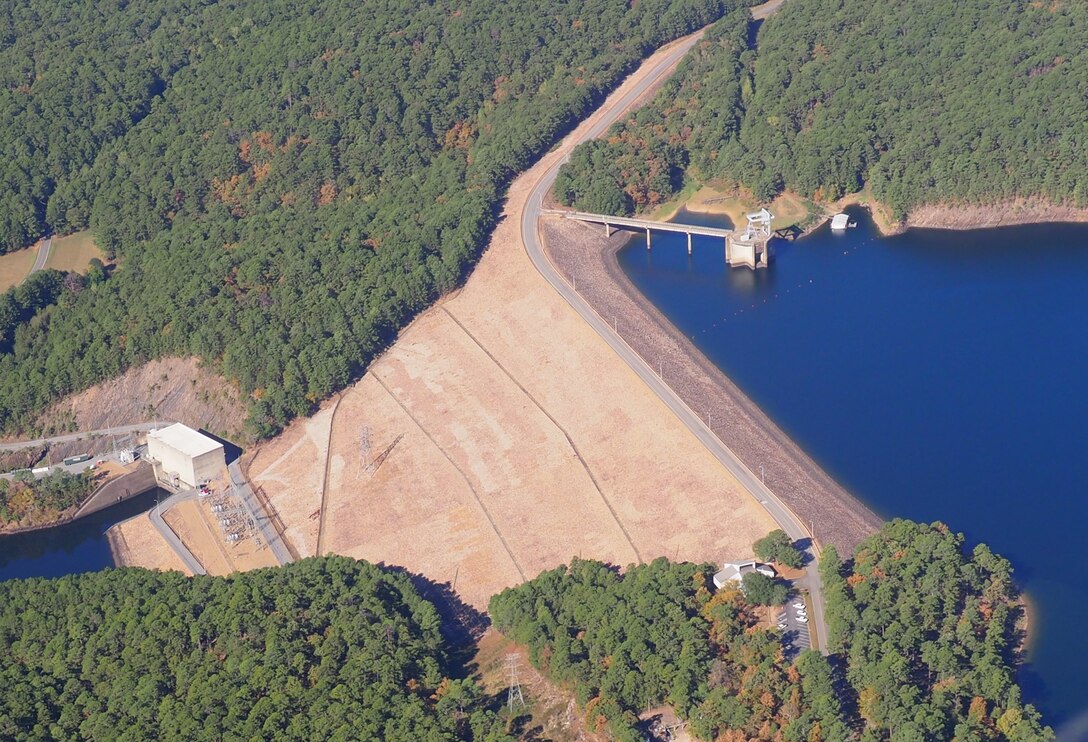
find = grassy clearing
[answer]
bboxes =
[648,180,700,220]
[680,184,818,231]
[45,230,104,273]
[767,191,815,230]
[0,244,38,291]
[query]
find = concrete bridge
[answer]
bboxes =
[552,209,773,269]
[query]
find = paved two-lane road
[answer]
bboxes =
[30,235,52,274]
[148,488,207,575]
[0,421,172,452]
[515,3,832,650]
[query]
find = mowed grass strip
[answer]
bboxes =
[0,244,38,291]
[45,230,105,273]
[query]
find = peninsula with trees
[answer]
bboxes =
[554,0,1088,229]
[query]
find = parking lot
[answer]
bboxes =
[775,591,813,659]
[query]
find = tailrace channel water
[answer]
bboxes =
[0,489,163,581]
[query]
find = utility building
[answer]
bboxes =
[146,423,225,489]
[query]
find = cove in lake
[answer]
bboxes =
[620,205,1088,728]
[0,489,162,582]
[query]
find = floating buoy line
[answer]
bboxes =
[694,235,878,336]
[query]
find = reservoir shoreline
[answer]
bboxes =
[540,216,883,555]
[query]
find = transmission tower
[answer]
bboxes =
[505,654,525,710]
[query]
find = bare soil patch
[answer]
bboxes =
[542,216,881,555]
[906,198,1088,232]
[245,401,337,560]
[165,500,230,575]
[319,372,525,611]
[30,357,247,442]
[159,497,276,575]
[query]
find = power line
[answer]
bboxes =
[505,654,525,710]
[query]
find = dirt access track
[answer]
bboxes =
[125,28,778,609]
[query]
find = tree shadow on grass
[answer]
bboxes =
[381,564,491,678]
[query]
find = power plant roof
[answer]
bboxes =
[148,423,223,457]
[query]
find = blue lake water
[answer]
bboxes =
[619,205,1088,728]
[0,490,161,582]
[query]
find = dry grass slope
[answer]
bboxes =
[111,32,779,610]
[0,243,37,291]
[44,230,104,273]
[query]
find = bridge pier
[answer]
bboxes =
[560,210,774,270]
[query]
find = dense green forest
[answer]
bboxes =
[0,524,1053,739]
[557,0,1088,220]
[0,0,216,251]
[0,469,93,527]
[0,269,69,354]
[0,0,756,438]
[490,523,1051,741]
[553,8,753,215]
[0,557,515,740]
[489,558,850,741]
[822,520,1051,741]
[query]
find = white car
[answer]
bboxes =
[796,610,807,618]
[796,615,809,623]
[777,622,788,630]
[793,602,806,610]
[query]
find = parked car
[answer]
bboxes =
[796,615,809,623]
[793,601,806,609]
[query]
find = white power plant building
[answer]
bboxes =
[146,423,225,489]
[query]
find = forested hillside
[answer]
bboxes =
[737,0,1088,216]
[822,520,1051,741]
[0,525,1052,739]
[490,526,1052,741]
[0,469,93,528]
[490,558,850,741]
[557,0,1088,220]
[0,0,755,437]
[554,9,753,215]
[0,557,514,740]
[0,0,216,251]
